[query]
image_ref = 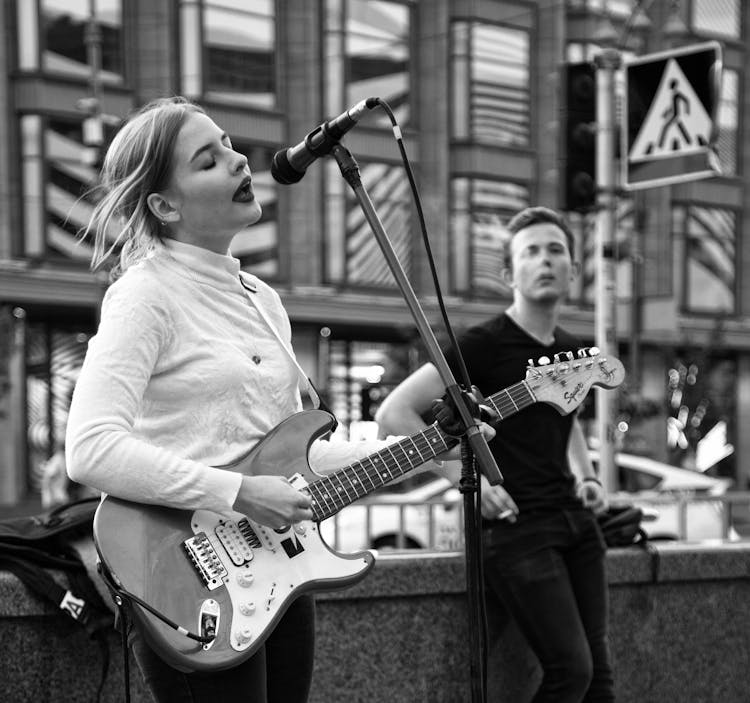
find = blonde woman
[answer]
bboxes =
[67,97,486,702]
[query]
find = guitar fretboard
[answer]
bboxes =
[308,379,536,521]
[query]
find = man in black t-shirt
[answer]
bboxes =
[376,206,615,702]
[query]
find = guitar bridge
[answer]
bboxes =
[183,532,227,590]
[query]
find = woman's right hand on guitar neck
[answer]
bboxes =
[234,475,314,528]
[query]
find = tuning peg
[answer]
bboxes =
[538,356,551,366]
[577,348,588,358]
[527,358,535,367]
[554,351,574,363]
[589,346,600,356]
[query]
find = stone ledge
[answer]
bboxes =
[4,541,749,615]
[3,541,750,702]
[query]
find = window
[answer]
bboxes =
[692,0,741,39]
[26,322,93,490]
[324,337,415,440]
[452,21,530,147]
[324,0,411,129]
[715,68,738,176]
[202,0,276,107]
[40,0,124,82]
[674,205,736,315]
[21,115,114,263]
[343,0,412,128]
[325,160,411,288]
[449,178,528,297]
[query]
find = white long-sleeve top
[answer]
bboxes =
[66,238,402,516]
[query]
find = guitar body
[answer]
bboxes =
[93,410,374,672]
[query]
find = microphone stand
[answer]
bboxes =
[331,143,502,703]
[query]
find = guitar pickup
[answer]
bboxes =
[215,518,259,566]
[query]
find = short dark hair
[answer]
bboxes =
[504,206,575,268]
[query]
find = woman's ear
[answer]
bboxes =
[570,260,581,279]
[146,193,179,224]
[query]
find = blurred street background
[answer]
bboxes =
[2,0,750,546]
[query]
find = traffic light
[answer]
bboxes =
[560,62,597,212]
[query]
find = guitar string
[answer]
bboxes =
[309,427,450,518]
[309,383,539,518]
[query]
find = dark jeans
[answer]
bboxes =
[128,594,316,703]
[483,508,615,703]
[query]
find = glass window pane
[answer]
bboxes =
[715,69,737,176]
[342,162,411,287]
[204,1,276,107]
[346,0,411,127]
[692,0,740,39]
[41,0,123,82]
[452,22,530,147]
[46,118,99,262]
[27,326,91,489]
[682,206,736,314]
[449,178,529,297]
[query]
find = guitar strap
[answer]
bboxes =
[239,274,336,425]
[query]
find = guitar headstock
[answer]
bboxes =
[525,347,625,414]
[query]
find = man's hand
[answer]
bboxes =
[577,478,608,514]
[431,387,498,437]
[479,475,519,523]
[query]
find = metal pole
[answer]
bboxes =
[594,48,621,493]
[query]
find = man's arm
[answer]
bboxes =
[375,362,444,438]
[376,362,518,520]
[568,416,608,513]
[568,416,596,480]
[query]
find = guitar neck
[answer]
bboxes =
[309,379,536,521]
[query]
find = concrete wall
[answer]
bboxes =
[2,543,749,702]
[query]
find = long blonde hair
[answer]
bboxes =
[83,96,206,279]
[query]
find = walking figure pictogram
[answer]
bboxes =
[658,79,692,150]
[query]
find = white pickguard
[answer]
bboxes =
[190,509,371,652]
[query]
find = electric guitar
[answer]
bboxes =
[93,348,624,672]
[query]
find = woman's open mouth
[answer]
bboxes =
[232,176,255,203]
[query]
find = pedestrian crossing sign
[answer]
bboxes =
[623,42,722,190]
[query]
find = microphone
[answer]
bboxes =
[271,97,379,185]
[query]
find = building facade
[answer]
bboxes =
[1,0,748,507]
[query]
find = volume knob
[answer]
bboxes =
[239,601,256,616]
[235,627,253,646]
[236,570,254,587]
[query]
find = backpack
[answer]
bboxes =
[597,504,647,547]
[0,496,114,701]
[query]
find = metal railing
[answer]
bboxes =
[320,491,750,551]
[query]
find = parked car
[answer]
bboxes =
[319,450,738,552]
[591,449,738,542]
[319,470,464,552]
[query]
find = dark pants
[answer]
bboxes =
[483,508,615,703]
[128,594,316,703]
